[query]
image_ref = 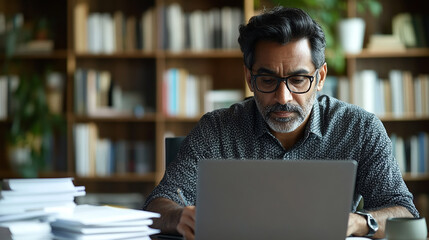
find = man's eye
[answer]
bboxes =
[259,77,277,84]
[288,77,306,84]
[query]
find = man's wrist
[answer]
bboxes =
[355,211,379,237]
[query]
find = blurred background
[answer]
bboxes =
[0,0,428,227]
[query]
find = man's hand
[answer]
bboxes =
[347,213,368,237]
[177,206,196,240]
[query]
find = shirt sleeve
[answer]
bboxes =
[355,115,419,217]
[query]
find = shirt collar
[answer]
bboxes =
[305,100,323,139]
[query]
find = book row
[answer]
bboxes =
[162,68,244,117]
[321,71,429,117]
[74,3,156,53]
[390,132,429,175]
[74,68,150,117]
[393,13,429,48]
[74,123,155,177]
[161,4,243,51]
[353,70,429,117]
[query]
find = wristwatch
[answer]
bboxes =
[355,211,379,237]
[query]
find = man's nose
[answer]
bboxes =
[274,81,293,105]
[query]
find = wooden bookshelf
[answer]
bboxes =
[0,0,254,196]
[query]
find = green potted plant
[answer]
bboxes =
[3,17,65,178]
[7,73,65,178]
[255,0,382,73]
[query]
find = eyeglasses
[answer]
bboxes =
[250,69,318,94]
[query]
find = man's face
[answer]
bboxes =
[245,39,326,133]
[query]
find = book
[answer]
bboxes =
[391,134,406,173]
[382,78,392,115]
[410,135,419,174]
[95,139,111,177]
[411,14,427,48]
[0,76,7,120]
[74,69,86,115]
[96,71,111,108]
[125,16,137,51]
[337,76,350,103]
[142,8,155,52]
[414,75,423,116]
[115,140,128,174]
[74,0,89,52]
[389,70,404,117]
[166,4,185,51]
[417,132,429,174]
[189,10,204,51]
[87,13,102,53]
[402,71,415,116]
[113,11,124,52]
[353,70,378,114]
[101,13,115,53]
[366,34,405,52]
[393,13,417,48]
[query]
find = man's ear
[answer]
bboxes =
[316,62,328,91]
[244,65,255,92]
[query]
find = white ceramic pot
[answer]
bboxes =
[338,18,366,54]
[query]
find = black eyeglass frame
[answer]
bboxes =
[250,69,319,94]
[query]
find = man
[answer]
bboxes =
[144,7,418,239]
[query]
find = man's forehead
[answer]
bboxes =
[253,39,313,73]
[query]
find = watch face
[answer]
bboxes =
[369,215,379,230]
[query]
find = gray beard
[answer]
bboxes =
[254,93,316,133]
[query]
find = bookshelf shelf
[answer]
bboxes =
[163,116,202,123]
[162,50,243,59]
[75,52,157,59]
[403,173,429,182]
[74,173,156,183]
[347,48,429,59]
[73,114,158,123]
[379,115,429,122]
[1,50,69,60]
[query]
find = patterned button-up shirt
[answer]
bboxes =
[144,95,419,217]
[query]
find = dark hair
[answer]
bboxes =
[238,6,326,70]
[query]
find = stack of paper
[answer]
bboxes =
[0,220,52,240]
[0,178,85,222]
[0,178,85,240]
[51,204,160,240]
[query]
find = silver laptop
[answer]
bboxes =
[195,159,357,240]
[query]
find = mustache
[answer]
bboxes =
[265,103,304,117]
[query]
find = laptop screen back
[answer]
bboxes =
[195,159,357,240]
